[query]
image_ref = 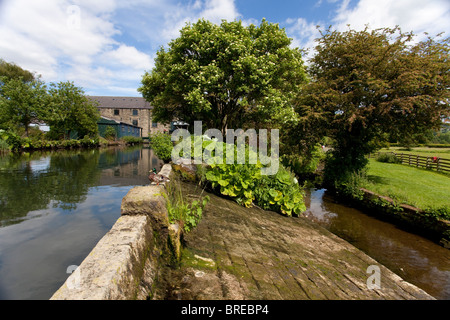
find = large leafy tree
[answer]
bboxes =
[139,19,307,134]
[44,81,99,139]
[296,26,450,183]
[0,77,47,136]
[0,59,44,135]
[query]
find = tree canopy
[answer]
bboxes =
[139,19,308,134]
[0,60,99,140]
[44,81,99,139]
[0,59,35,82]
[0,77,47,136]
[295,26,450,181]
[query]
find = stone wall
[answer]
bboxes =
[98,108,170,138]
[50,164,177,300]
[359,188,450,248]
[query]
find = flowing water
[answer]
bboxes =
[0,146,163,300]
[304,189,450,300]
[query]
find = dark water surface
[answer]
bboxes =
[304,189,450,300]
[0,146,163,300]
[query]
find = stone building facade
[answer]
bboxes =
[89,96,169,138]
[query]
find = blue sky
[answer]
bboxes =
[0,0,449,97]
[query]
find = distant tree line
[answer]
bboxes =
[0,59,99,141]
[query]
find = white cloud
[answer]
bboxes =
[333,0,450,39]
[159,0,241,44]
[103,45,153,70]
[0,0,153,95]
[286,17,321,54]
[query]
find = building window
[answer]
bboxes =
[152,122,158,127]
[132,109,138,116]
[114,109,120,115]
[132,120,138,126]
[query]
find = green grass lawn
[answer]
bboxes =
[363,159,450,209]
[377,147,450,159]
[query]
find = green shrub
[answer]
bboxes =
[150,132,173,162]
[282,144,325,177]
[122,136,143,145]
[334,169,368,200]
[0,136,9,152]
[186,136,307,216]
[104,126,117,140]
[422,206,450,221]
[376,153,401,164]
[426,144,450,148]
[254,166,306,216]
[1,131,23,151]
[163,180,210,233]
[205,161,262,208]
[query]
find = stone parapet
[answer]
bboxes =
[50,164,176,300]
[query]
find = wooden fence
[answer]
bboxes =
[369,152,450,174]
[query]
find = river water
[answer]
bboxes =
[0,147,448,300]
[304,189,450,300]
[0,146,163,300]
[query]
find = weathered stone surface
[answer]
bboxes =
[159,182,435,300]
[121,185,169,229]
[50,215,154,300]
[168,223,182,262]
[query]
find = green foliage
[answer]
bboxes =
[376,153,401,164]
[104,126,116,140]
[1,130,22,151]
[149,132,173,162]
[253,166,306,216]
[44,81,99,139]
[422,206,450,221]
[0,77,47,135]
[426,143,450,148]
[0,129,99,152]
[163,180,210,233]
[139,18,307,133]
[0,59,35,82]
[333,169,368,201]
[282,144,325,177]
[186,137,306,216]
[121,136,142,145]
[206,161,262,208]
[297,26,450,185]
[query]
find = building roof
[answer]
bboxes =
[98,116,142,129]
[88,96,152,110]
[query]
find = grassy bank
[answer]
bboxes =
[363,158,450,210]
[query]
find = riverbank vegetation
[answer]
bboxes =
[0,60,101,152]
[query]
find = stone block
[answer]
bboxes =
[121,185,169,230]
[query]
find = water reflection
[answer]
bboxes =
[304,189,450,300]
[0,146,163,299]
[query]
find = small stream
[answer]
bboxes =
[304,188,450,300]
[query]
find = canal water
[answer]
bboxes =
[0,146,163,300]
[304,189,450,300]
